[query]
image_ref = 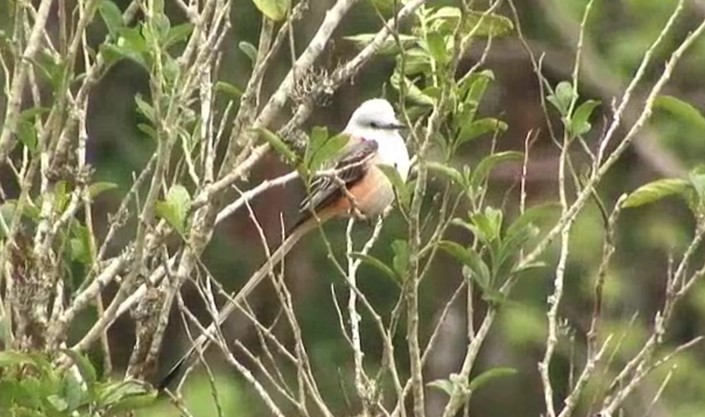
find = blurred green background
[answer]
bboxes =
[5,0,705,416]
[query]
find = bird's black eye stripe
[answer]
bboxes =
[369,121,379,128]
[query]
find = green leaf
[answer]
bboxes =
[457,117,507,146]
[343,34,417,55]
[100,43,148,70]
[238,41,258,62]
[547,81,576,116]
[97,380,154,411]
[654,95,705,132]
[18,107,47,154]
[58,349,97,388]
[88,182,118,199]
[255,128,297,164]
[377,164,411,210]
[429,7,513,37]
[470,206,503,244]
[163,23,193,48]
[569,99,600,136]
[426,32,448,65]
[470,151,523,188]
[468,367,516,392]
[99,0,124,38]
[252,0,290,21]
[104,392,157,415]
[305,128,348,172]
[63,372,88,411]
[31,51,67,91]
[505,203,559,238]
[350,253,399,284]
[463,69,494,101]
[427,378,455,396]
[215,81,243,98]
[54,180,70,213]
[17,120,38,154]
[391,240,409,277]
[0,351,36,368]
[155,185,191,235]
[426,161,464,185]
[68,224,93,265]
[439,241,491,288]
[622,178,690,208]
[134,95,155,121]
[391,72,435,106]
[117,26,148,53]
[46,394,68,412]
[137,123,157,141]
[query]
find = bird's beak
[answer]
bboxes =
[386,119,407,130]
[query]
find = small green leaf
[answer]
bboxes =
[238,41,258,62]
[429,7,513,37]
[88,182,118,199]
[31,51,66,91]
[137,123,157,140]
[457,117,507,146]
[163,23,193,48]
[17,120,38,154]
[470,151,523,188]
[215,81,243,98]
[313,135,348,172]
[58,349,97,387]
[547,81,576,116]
[68,224,93,265]
[468,367,516,392]
[392,240,409,277]
[569,99,600,136]
[255,128,297,164]
[622,178,690,208]
[155,185,191,235]
[654,95,705,132]
[439,241,491,288]
[427,379,455,396]
[101,43,148,70]
[0,350,36,367]
[505,203,559,238]
[391,72,435,106]
[97,379,154,410]
[17,107,46,154]
[464,69,494,99]
[54,180,70,213]
[305,127,348,172]
[134,95,155,121]
[470,207,503,244]
[343,34,417,55]
[99,0,124,38]
[377,164,410,209]
[46,394,69,412]
[252,0,290,21]
[350,253,399,284]
[426,32,448,65]
[426,161,464,185]
[62,372,88,411]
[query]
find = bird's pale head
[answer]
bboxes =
[344,98,411,182]
[345,98,406,133]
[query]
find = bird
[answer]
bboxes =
[158,98,411,390]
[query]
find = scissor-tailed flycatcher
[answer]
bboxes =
[159,99,410,389]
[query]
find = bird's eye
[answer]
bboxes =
[369,121,379,128]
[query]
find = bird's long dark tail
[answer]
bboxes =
[158,212,331,390]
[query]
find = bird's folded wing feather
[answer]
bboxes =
[298,138,379,216]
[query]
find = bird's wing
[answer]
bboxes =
[297,138,379,217]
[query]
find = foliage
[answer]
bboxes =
[2,0,705,416]
[0,351,155,417]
